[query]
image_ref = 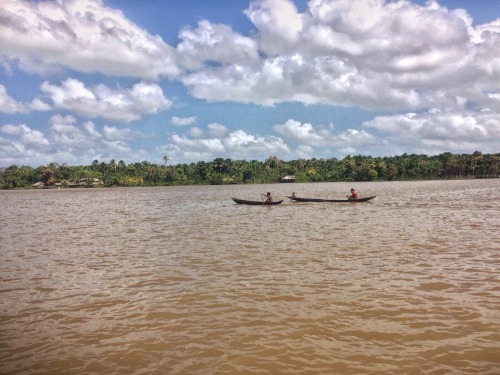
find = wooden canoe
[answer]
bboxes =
[287,196,376,203]
[232,198,284,205]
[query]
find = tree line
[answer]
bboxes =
[1,151,498,189]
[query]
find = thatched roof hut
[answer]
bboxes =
[280,175,296,183]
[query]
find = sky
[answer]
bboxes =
[0,0,499,167]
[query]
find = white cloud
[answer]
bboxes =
[296,144,314,159]
[30,98,51,111]
[1,0,498,165]
[169,134,225,152]
[102,125,147,141]
[364,108,500,154]
[0,85,29,114]
[187,127,203,139]
[207,123,229,138]
[1,123,49,147]
[177,20,259,70]
[171,116,197,126]
[274,119,330,145]
[225,130,290,159]
[0,0,179,80]
[244,0,303,52]
[159,126,290,163]
[50,114,100,148]
[274,118,378,154]
[0,114,150,166]
[3,0,497,113]
[0,85,51,114]
[41,78,172,122]
[180,0,499,112]
[159,134,225,162]
[0,122,57,165]
[335,128,379,148]
[184,123,228,139]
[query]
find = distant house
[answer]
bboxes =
[280,175,296,183]
[92,178,103,186]
[67,178,103,188]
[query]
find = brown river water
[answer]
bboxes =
[1,180,499,374]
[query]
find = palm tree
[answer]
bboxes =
[40,167,55,186]
[108,159,117,173]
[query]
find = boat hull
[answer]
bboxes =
[287,196,376,203]
[232,198,284,205]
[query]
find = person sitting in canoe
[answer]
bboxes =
[347,188,358,200]
[261,192,273,203]
[291,192,296,198]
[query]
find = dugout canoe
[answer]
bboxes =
[232,198,284,205]
[287,196,376,203]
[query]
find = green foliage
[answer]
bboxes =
[121,176,144,186]
[1,152,498,189]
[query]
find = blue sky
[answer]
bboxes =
[0,0,499,167]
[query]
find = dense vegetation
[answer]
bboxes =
[1,152,498,189]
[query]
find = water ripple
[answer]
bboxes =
[1,181,499,374]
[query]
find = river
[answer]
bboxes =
[1,179,499,374]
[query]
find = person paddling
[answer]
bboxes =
[261,192,273,203]
[347,188,358,200]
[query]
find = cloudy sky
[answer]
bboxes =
[0,0,499,167]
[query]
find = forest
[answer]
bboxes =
[1,151,498,189]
